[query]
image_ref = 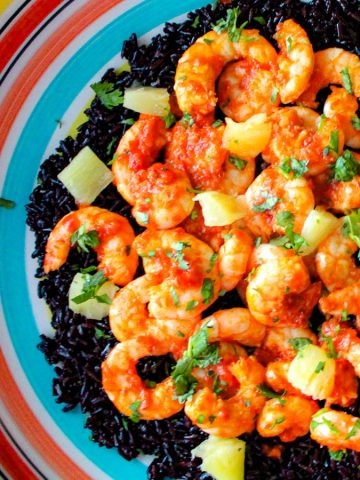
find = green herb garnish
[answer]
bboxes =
[341,67,353,94]
[252,192,282,212]
[229,156,247,170]
[71,270,111,305]
[129,400,142,423]
[91,81,124,109]
[70,224,100,253]
[201,278,215,305]
[279,157,309,178]
[257,384,286,404]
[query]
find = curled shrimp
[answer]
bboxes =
[218,228,254,291]
[320,283,360,324]
[109,275,200,358]
[310,408,360,452]
[185,356,266,438]
[321,319,360,377]
[299,48,360,109]
[257,395,319,442]
[256,326,317,364]
[274,19,314,104]
[102,336,182,420]
[265,361,303,396]
[217,58,279,122]
[245,166,314,238]
[262,107,345,176]
[246,246,321,327]
[174,29,277,120]
[43,206,138,285]
[326,358,358,408]
[315,222,360,292]
[133,228,221,319]
[323,86,360,149]
[113,114,194,228]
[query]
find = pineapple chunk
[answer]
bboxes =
[288,344,335,400]
[192,436,245,480]
[300,208,341,256]
[69,273,118,320]
[223,114,272,158]
[58,146,113,205]
[123,87,170,116]
[194,192,248,227]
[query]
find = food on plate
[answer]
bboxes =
[26,0,360,478]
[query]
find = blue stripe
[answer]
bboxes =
[0,0,207,477]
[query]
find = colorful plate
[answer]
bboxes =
[0,1,208,478]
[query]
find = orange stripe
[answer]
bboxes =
[0,0,122,154]
[0,429,39,480]
[0,350,92,480]
[0,0,65,73]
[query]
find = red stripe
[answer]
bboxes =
[0,0,66,73]
[0,0,122,154]
[0,429,39,480]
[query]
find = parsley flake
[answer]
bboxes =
[314,361,326,374]
[289,337,312,352]
[342,210,360,257]
[329,449,346,461]
[91,81,124,109]
[170,287,180,307]
[212,8,248,42]
[279,157,309,178]
[162,110,177,129]
[271,86,279,104]
[270,416,286,430]
[191,15,200,28]
[351,116,360,131]
[253,16,266,25]
[341,67,353,94]
[201,278,215,305]
[212,119,223,128]
[129,400,142,423]
[270,210,308,254]
[229,156,247,170]
[252,192,282,212]
[286,36,293,52]
[346,420,360,439]
[257,384,286,404]
[186,300,199,311]
[331,150,360,182]
[71,270,111,305]
[181,112,195,128]
[70,224,100,253]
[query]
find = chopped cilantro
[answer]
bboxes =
[208,415,217,424]
[70,224,100,253]
[252,192,282,212]
[145,380,157,389]
[229,156,247,170]
[212,374,227,395]
[212,8,248,42]
[190,209,198,220]
[289,337,312,352]
[329,449,346,461]
[121,118,136,126]
[212,119,223,128]
[181,111,195,128]
[270,416,286,430]
[91,81,124,109]
[71,270,111,305]
[346,420,360,439]
[270,210,308,254]
[341,67,353,94]
[203,38,214,45]
[318,113,326,130]
[162,110,177,129]
[167,242,191,270]
[286,36,293,52]
[319,333,338,359]
[218,289,227,296]
[271,86,279,104]
[191,15,200,28]
[201,278,215,304]
[342,210,360,257]
[207,253,218,272]
[341,309,349,322]
[0,197,15,209]
[324,130,339,156]
[257,384,286,404]
[170,287,180,307]
[331,150,360,182]
[176,330,185,338]
[223,233,233,241]
[197,414,206,424]
[255,236,262,248]
[129,400,142,423]
[106,136,118,156]
[314,361,325,374]
[279,157,309,178]
[351,116,360,131]
[186,300,199,311]
[253,16,266,25]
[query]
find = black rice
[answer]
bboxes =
[26,0,360,478]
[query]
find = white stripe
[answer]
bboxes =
[0,0,37,33]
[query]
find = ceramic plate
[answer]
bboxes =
[0,1,208,478]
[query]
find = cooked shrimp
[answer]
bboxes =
[109,275,200,357]
[217,58,279,122]
[113,114,194,228]
[315,223,360,292]
[323,86,360,149]
[320,283,360,321]
[133,228,221,319]
[174,29,277,120]
[310,408,360,452]
[257,395,319,442]
[262,107,345,176]
[256,327,318,364]
[299,48,360,109]
[246,248,321,327]
[221,155,256,196]
[102,336,183,420]
[274,19,314,104]
[265,361,303,395]
[245,166,314,238]
[185,356,266,437]
[321,319,360,377]
[202,308,266,347]
[43,206,138,285]
[218,228,254,291]
[326,359,358,408]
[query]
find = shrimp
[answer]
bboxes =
[246,248,321,327]
[133,228,221,319]
[310,408,360,452]
[218,228,254,291]
[274,20,314,104]
[174,29,277,120]
[112,114,194,229]
[298,48,360,109]
[102,336,183,420]
[262,107,345,176]
[257,395,319,442]
[256,327,317,364]
[265,361,303,396]
[184,356,266,437]
[43,206,138,286]
[315,223,360,292]
[221,155,256,196]
[245,166,314,238]
[323,86,360,149]
[320,283,360,323]
[321,319,360,377]
[217,58,279,123]
[109,275,200,358]
[326,358,358,408]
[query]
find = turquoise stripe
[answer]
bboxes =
[0,0,208,477]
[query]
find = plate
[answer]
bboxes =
[0,1,208,478]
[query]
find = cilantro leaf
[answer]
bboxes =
[324,130,339,156]
[252,192,282,212]
[270,416,286,430]
[289,337,313,352]
[351,117,360,131]
[191,15,200,28]
[279,157,309,178]
[71,270,109,305]
[329,449,346,461]
[340,67,353,94]
[331,150,360,182]
[129,400,142,423]
[271,87,279,104]
[70,224,100,253]
[170,287,180,306]
[257,384,286,404]
[212,119,223,128]
[286,36,292,52]
[314,361,325,374]
[91,81,124,109]
[346,419,360,439]
[253,16,266,25]
[181,112,195,128]
[201,278,215,304]
[162,110,177,128]
[270,210,308,254]
[342,210,360,255]
[212,7,248,42]
[229,156,247,170]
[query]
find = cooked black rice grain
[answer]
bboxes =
[26,0,360,479]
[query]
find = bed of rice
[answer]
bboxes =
[26,0,360,478]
